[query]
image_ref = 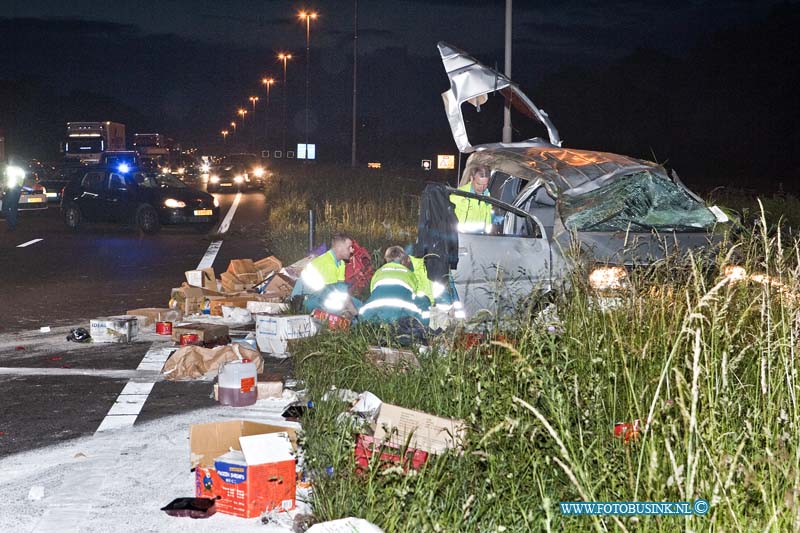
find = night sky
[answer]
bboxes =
[0,1,797,187]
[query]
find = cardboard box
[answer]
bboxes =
[260,273,295,300]
[170,286,207,315]
[191,420,297,518]
[185,267,216,291]
[246,301,289,315]
[280,255,314,281]
[354,434,428,472]
[125,308,182,329]
[365,346,421,371]
[228,259,258,276]
[372,403,466,455]
[254,256,282,279]
[221,272,251,293]
[255,314,318,356]
[208,295,265,317]
[172,322,229,344]
[90,316,139,343]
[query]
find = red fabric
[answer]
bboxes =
[345,240,374,298]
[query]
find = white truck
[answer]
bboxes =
[64,122,126,163]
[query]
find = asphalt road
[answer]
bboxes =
[0,187,295,458]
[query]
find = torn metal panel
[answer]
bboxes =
[438,42,561,152]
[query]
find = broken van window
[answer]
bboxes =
[560,171,716,232]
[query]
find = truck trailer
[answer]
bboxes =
[64,122,126,163]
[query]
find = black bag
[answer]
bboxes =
[414,183,459,283]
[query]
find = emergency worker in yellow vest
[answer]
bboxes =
[360,246,430,326]
[449,164,493,234]
[295,233,360,316]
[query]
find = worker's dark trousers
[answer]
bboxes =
[2,188,21,229]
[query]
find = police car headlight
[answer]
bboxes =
[163,198,186,208]
[234,175,244,183]
[589,266,628,291]
[213,197,220,207]
[253,167,264,177]
[5,165,25,186]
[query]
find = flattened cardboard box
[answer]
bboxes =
[191,420,297,518]
[373,403,466,455]
[254,256,282,279]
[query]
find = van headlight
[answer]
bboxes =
[588,266,628,291]
[163,198,186,208]
[210,175,220,183]
[253,167,265,177]
[234,175,244,183]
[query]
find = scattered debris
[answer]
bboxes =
[65,328,91,343]
[306,517,385,533]
[162,344,264,381]
[365,346,421,372]
[89,316,138,343]
[255,314,319,357]
[27,486,44,501]
[39,326,51,333]
[160,496,218,519]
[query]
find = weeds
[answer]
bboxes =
[268,171,800,530]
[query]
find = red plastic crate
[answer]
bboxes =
[354,434,429,472]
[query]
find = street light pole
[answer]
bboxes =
[351,0,358,167]
[299,12,317,158]
[502,0,513,143]
[277,53,292,154]
[261,77,274,148]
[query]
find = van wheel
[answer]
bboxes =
[136,205,161,234]
[63,203,81,231]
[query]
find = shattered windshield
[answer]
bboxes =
[560,171,716,232]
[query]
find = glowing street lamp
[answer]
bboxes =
[249,96,259,113]
[221,130,229,142]
[277,52,293,152]
[237,108,248,121]
[230,121,237,132]
[298,11,318,152]
[261,77,275,146]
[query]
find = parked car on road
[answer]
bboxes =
[426,43,732,318]
[61,168,220,234]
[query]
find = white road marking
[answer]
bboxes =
[0,367,162,379]
[16,238,43,248]
[194,193,241,270]
[196,240,222,270]
[217,191,241,235]
[94,342,174,434]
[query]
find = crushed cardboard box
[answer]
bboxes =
[191,420,297,518]
[247,301,289,314]
[372,403,465,455]
[260,273,295,300]
[208,294,275,317]
[221,272,252,293]
[163,344,263,380]
[254,256,282,279]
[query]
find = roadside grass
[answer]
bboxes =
[263,167,423,263]
[286,204,800,531]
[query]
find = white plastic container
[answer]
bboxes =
[217,359,258,406]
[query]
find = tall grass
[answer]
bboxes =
[263,167,422,262]
[289,206,800,531]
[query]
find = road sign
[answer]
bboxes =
[421,159,431,171]
[368,162,382,169]
[297,143,316,160]
[437,154,455,169]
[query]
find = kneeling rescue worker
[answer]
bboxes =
[293,232,361,317]
[360,245,430,326]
